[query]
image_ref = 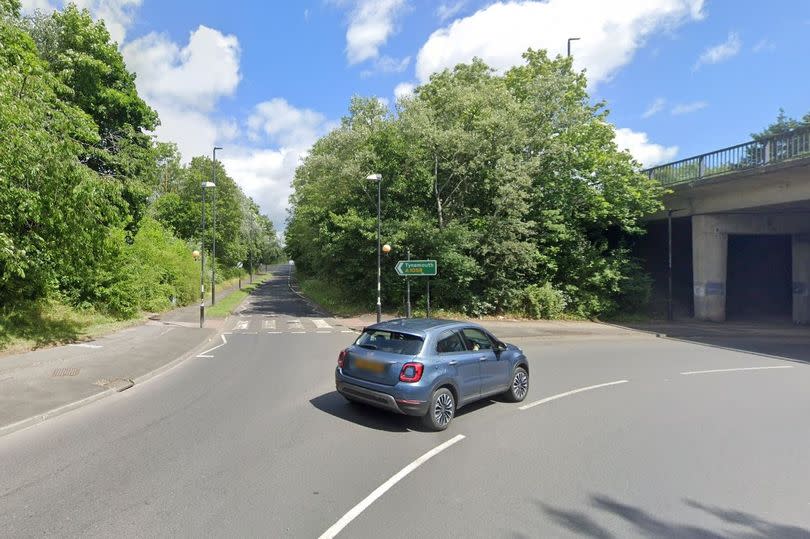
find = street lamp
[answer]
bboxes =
[567,37,580,57]
[367,173,383,323]
[211,146,223,305]
[199,180,216,328]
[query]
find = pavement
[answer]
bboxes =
[1,266,809,537]
[0,278,247,435]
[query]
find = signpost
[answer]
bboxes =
[395,259,437,318]
[395,260,437,277]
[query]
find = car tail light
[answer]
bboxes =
[338,349,347,368]
[399,362,424,383]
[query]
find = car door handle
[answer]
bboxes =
[479,356,487,362]
[449,360,458,366]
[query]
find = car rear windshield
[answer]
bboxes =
[355,329,424,355]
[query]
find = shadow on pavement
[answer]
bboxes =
[612,320,810,365]
[538,494,810,538]
[309,391,414,433]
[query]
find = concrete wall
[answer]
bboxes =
[794,235,810,324]
[692,214,810,323]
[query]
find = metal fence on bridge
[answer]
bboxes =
[644,126,810,186]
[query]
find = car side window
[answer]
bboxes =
[461,328,494,351]
[436,331,465,354]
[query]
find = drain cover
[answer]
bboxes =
[52,367,80,377]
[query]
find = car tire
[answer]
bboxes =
[421,387,455,431]
[504,366,529,402]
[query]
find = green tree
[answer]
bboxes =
[286,50,663,317]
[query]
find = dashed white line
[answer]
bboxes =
[340,330,355,334]
[680,366,794,376]
[318,434,465,539]
[519,380,629,411]
[197,334,228,358]
[316,331,332,334]
[69,343,103,349]
[291,331,306,334]
[267,331,282,335]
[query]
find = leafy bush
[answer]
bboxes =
[515,283,567,319]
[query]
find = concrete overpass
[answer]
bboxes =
[642,126,810,324]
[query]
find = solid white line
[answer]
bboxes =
[318,434,465,539]
[680,366,794,376]
[69,343,103,349]
[519,380,629,411]
[197,334,228,357]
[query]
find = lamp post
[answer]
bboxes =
[567,37,580,57]
[367,173,383,323]
[199,180,216,328]
[211,147,222,305]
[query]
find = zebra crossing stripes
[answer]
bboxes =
[230,317,360,334]
[313,319,332,329]
[262,319,276,330]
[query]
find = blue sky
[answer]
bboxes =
[21,0,810,229]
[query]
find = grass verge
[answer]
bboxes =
[206,273,272,318]
[297,277,369,317]
[0,301,143,355]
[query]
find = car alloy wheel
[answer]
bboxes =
[434,392,454,427]
[512,370,528,400]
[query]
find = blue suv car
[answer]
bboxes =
[335,319,530,431]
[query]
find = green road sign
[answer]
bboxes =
[395,260,437,277]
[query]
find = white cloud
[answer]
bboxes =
[20,0,56,12]
[752,38,775,53]
[247,98,333,149]
[670,100,707,115]
[614,127,678,167]
[394,81,416,100]
[642,97,666,119]
[121,26,241,161]
[221,148,303,232]
[415,0,704,86]
[437,0,467,21]
[340,0,407,64]
[122,26,241,112]
[694,32,741,69]
[21,0,141,44]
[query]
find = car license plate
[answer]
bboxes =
[355,358,385,374]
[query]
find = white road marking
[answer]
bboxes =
[519,380,629,411]
[68,343,102,349]
[318,434,465,539]
[313,319,332,329]
[291,331,306,334]
[680,366,794,376]
[262,319,276,330]
[287,319,304,330]
[197,334,228,358]
[341,330,355,333]
[316,331,332,334]
[159,327,175,336]
[234,320,249,331]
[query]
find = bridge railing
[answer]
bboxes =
[644,126,810,186]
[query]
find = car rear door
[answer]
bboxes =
[435,329,480,404]
[461,327,510,396]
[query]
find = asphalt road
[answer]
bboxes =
[1,266,809,538]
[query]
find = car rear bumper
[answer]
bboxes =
[335,380,428,416]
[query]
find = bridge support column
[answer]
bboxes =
[692,215,727,321]
[793,235,810,324]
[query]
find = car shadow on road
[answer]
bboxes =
[537,494,810,538]
[310,391,501,433]
[309,391,415,432]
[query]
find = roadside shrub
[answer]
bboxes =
[516,283,567,319]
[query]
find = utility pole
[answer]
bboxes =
[405,248,412,318]
[366,173,383,323]
[567,37,580,57]
[211,146,222,305]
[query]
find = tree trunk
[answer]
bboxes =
[434,153,444,229]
